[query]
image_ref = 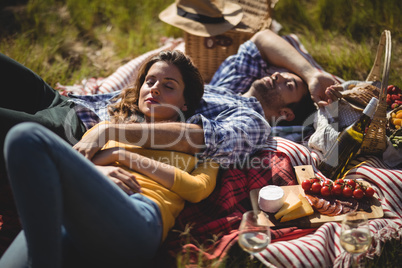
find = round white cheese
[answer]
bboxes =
[258,185,285,213]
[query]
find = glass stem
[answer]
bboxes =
[351,253,363,268]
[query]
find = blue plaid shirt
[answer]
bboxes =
[69,41,271,164]
[68,92,119,130]
[210,40,270,94]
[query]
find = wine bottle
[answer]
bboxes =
[318,97,379,180]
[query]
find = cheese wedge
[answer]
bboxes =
[274,191,302,220]
[280,194,314,223]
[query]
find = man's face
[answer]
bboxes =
[251,72,309,123]
[253,72,308,106]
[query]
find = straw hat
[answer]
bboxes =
[159,0,243,37]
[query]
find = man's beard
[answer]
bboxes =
[251,79,285,111]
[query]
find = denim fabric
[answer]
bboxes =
[1,123,162,268]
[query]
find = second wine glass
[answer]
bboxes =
[238,210,271,255]
[340,211,372,267]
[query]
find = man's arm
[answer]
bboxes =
[73,122,205,160]
[251,29,337,106]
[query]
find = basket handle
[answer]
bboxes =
[366,30,392,102]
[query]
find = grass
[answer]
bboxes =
[1,0,401,267]
[0,0,181,85]
[364,238,402,268]
[275,0,402,86]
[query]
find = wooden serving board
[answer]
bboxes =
[294,165,316,184]
[249,165,383,228]
[250,185,383,228]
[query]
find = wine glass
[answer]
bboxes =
[340,212,372,268]
[238,210,271,257]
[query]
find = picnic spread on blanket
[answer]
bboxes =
[0,1,401,268]
[53,31,402,267]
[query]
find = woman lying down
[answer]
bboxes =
[0,50,219,268]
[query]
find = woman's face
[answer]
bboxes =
[138,61,187,122]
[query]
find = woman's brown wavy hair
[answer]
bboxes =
[108,50,204,123]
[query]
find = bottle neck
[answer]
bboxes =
[350,97,378,133]
[362,97,378,118]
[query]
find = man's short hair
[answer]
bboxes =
[278,93,317,126]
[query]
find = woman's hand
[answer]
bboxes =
[93,149,142,195]
[95,165,142,195]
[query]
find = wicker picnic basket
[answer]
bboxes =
[184,0,279,83]
[359,30,392,155]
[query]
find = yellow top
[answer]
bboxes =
[86,124,219,241]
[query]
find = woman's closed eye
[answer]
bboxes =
[164,77,180,90]
[145,78,156,87]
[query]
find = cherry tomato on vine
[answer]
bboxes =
[335,178,344,185]
[353,188,364,199]
[342,186,353,197]
[365,187,375,198]
[321,185,331,197]
[346,179,356,189]
[302,180,312,191]
[310,177,320,183]
[332,184,343,195]
[311,182,322,194]
[321,179,332,186]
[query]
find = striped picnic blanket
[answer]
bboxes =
[158,137,401,267]
[256,138,402,268]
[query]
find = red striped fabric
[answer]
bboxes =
[254,137,402,268]
[159,137,401,267]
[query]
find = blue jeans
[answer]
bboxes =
[0,123,162,268]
